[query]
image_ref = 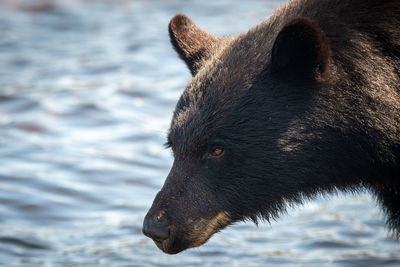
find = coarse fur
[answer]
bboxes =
[143,0,400,254]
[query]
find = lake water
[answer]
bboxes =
[0,0,399,266]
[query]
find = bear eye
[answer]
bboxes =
[210,146,224,157]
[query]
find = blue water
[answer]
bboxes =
[0,0,399,266]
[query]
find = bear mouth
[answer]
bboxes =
[152,234,186,255]
[144,212,232,254]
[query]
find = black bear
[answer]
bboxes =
[143,0,400,254]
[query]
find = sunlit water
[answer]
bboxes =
[0,0,399,266]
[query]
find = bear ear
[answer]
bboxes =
[270,17,330,82]
[169,14,221,76]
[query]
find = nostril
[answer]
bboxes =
[142,218,170,242]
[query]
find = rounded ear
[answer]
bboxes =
[271,17,330,82]
[169,14,221,76]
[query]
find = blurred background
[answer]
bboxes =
[0,0,399,266]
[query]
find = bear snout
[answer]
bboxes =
[142,216,170,243]
[142,212,185,254]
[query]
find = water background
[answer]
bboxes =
[0,0,399,266]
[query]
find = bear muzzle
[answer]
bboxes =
[142,217,170,243]
[142,210,185,254]
[143,205,232,254]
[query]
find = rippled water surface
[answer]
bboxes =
[0,0,399,266]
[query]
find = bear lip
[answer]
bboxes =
[153,235,185,255]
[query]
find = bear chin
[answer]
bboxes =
[154,238,184,255]
[153,234,206,255]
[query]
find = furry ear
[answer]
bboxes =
[271,17,330,82]
[169,14,221,76]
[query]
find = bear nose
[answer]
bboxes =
[142,217,170,243]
